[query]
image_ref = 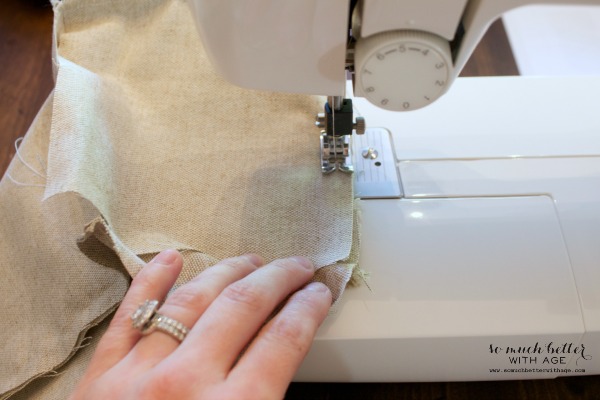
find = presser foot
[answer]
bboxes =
[320,133,353,174]
[316,97,365,174]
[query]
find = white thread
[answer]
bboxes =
[5,137,47,188]
[5,173,46,188]
[14,137,47,179]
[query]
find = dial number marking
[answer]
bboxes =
[357,34,452,111]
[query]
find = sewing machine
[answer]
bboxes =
[187,0,600,380]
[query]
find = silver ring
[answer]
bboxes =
[131,299,189,342]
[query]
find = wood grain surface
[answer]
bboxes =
[1,1,598,399]
[0,0,54,175]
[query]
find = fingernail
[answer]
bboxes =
[289,256,314,270]
[304,282,329,293]
[151,249,178,266]
[242,253,264,267]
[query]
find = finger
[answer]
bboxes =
[81,249,183,381]
[169,256,315,381]
[228,282,332,397]
[131,254,264,361]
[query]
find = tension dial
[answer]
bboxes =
[355,31,454,111]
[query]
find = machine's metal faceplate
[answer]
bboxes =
[352,128,403,198]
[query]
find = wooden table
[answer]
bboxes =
[1,1,598,399]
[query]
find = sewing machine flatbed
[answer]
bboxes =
[297,75,600,381]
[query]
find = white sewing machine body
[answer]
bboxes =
[187,0,600,380]
[299,76,600,381]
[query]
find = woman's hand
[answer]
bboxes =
[70,249,331,399]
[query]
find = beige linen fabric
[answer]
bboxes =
[0,95,130,398]
[9,318,112,400]
[46,0,356,276]
[1,0,358,396]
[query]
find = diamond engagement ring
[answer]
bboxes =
[131,299,189,342]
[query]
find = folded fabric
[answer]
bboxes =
[0,94,129,398]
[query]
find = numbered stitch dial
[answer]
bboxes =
[354,31,454,112]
